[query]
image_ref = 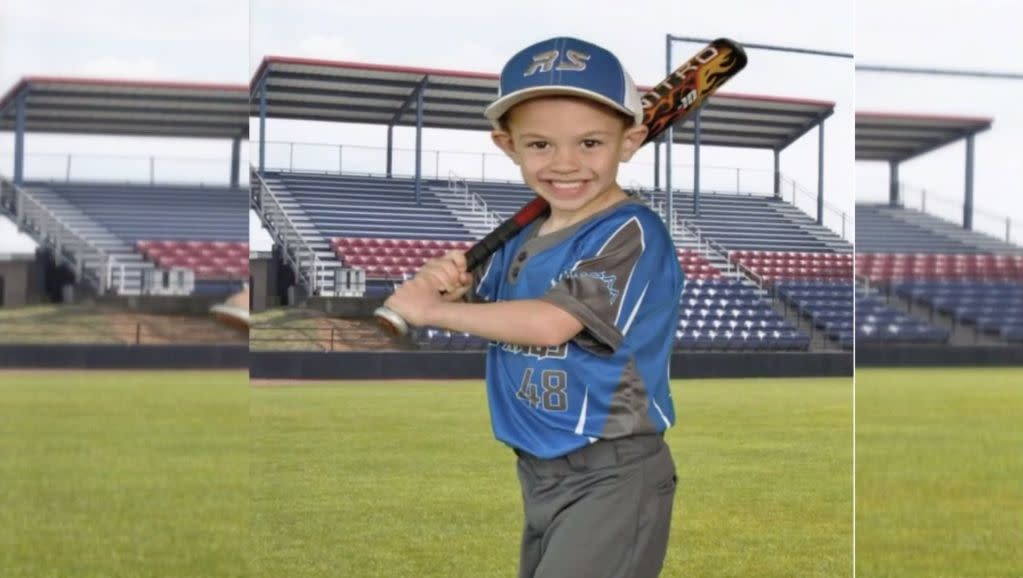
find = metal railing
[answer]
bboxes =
[259,140,791,195]
[898,183,1021,245]
[0,175,133,293]
[632,185,744,282]
[448,171,501,229]
[3,152,244,187]
[249,325,356,352]
[251,170,328,294]
[780,174,851,240]
[1,318,245,345]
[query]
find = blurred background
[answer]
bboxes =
[854,2,1023,577]
[0,2,249,577]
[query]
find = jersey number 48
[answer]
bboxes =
[516,368,568,412]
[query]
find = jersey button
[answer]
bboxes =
[511,266,520,278]
[517,251,528,262]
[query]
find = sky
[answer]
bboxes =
[1,0,1020,253]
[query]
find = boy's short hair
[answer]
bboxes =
[485,37,644,130]
[495,95,637,133]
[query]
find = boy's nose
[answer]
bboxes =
[548,147,580,171]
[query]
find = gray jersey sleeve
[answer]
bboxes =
[540,218,645,354]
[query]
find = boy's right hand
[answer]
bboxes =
[414,250,472,301]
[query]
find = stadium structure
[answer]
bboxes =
[855,111,1023,365]
[247,56,854,379]
[0,77,249,367]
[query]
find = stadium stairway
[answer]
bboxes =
[773,291,846,351]
[254,172,339,295]
[19,182,153,294]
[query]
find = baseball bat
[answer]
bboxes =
[375,38,747,336]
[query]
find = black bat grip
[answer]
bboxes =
[374,197,549,336]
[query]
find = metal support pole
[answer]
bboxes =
[963,134,975,231]
[338,145,343,174]
[414,80,425,206]
[150,156,155,185]
[664,34,674,230]
[653,140,661,190]
[773,149,780,198]
[889,161,899,206]
[386,126,393,177]
[259,80,267,175]
[816,119,824,226]
[13,90,27,185]
[230,136,240,188]
[693,108,702,218]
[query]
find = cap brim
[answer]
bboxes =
[484,86,641,128]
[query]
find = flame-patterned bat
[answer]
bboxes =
[375,38,747,336]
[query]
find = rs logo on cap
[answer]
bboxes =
[524,50,590,76]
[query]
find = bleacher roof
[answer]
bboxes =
[250,56,835,151]
[0,77,249,139]
[855,111,992,163]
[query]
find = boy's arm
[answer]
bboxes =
[383,275,583,347]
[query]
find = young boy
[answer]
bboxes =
[383,36,684,578]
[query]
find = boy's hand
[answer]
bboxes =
[415,250,472,300]
[383,275,463,328]
[382,251,472,328]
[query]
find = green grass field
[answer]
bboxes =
[0,370,249,578]
[856,367,1023,578]
[252,377,852,578]
[14,367,1016,577]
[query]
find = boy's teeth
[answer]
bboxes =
[551,181,582,189]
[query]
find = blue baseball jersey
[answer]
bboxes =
[474,198,684,459]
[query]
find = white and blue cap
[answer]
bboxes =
[484,36,644,128]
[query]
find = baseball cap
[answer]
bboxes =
[484,36,644,128]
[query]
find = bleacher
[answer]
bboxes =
[856,253,1023,345]
[891,281,1023,343]
[38,182,246,243]
[262,172,474,240]
[856,204,1022,255]
[22,181,247,294]
[730,250,853,349]
[856,285,950,344]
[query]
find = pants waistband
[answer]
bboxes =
[514,434,664,476]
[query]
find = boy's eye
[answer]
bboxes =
[581,139,602,148]
[525,141,549,150]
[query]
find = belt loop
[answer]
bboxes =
[565,449,586,471]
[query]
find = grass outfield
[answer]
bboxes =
[856,367,1023,578]
[252,377,852,578]
[0,370,249,578]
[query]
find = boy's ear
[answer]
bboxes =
[491,130,520,165]
[619,124,649,162]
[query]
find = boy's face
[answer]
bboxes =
[491,96,647,220]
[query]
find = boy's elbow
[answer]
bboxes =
[534,307,583,347]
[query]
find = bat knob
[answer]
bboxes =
[374,306,410,337]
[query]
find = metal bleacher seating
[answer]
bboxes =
[856,203,1022,254]
[262,171,474,240]
[23,181,247,294]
